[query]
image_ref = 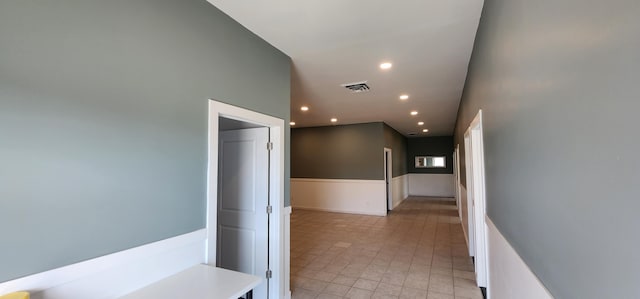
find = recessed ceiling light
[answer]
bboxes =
[290,121,296,126]
[330,118,338,123]
[379,62,392,70]
[418,122,424,126]
[423,129,429,133]
[399,94,409,100]
[410,111,418,116]
[300,106,309,111]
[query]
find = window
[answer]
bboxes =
[415,156,446,168]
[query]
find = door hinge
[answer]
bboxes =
[266,269,272,279]
[267,142,273,151]
[266,205,273,214]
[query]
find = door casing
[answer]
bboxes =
[207,100,285,299]
[465,132,475,258]
[464,110,489,288]
[454,146,462,220]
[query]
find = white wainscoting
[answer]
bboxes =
[486,217,554,299]
[408,173,455,197]
[291,178,387,216]
[0,230,206,299]
[391,174,409,209]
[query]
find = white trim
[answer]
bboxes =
[291,179,387,216]
[269,124,285,299]
[293,205,387,216]
[453,149,458,209]
[464,129,475,258]
[465,109,488,288]
[454,145,463,220]
[283,206,292,299]
[0,230,206,299]
[384,148,393,211]
[486,216,554,299]
[207,100,285,299]
[290,178,384,184]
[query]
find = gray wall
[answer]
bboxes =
[0,0,290,283]
[291,123,384,180]
[383,124,408,177]
[454,0,640,297]
[407,136,453,174]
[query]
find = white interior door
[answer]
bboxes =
[218,127,269,298]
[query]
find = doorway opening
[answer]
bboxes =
[464,110,488,289]
[384,148,393,211]
[454,145,462,220]
[207,100,285,299]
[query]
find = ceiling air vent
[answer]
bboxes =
[341,81,370,93]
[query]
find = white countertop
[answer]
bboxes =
[118,264,261,299]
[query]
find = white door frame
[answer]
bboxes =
[464,132,475,258]
[453,149,457,209]
[207,100,285,299]
[465,110,488,288]
[454,145,462,220]
[384,148,393,211]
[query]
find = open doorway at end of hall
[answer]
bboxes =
[385,148,393,212]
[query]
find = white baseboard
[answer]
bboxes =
[486,217,554,299]
[391,175,409,209]
[408,173,455,197]
[291,178,387,216]
[0,230,207,299]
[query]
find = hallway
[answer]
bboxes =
[290,197,484,299]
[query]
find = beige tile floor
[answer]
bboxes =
[290,196,484,299]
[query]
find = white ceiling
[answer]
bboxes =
[207,0,484,136]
